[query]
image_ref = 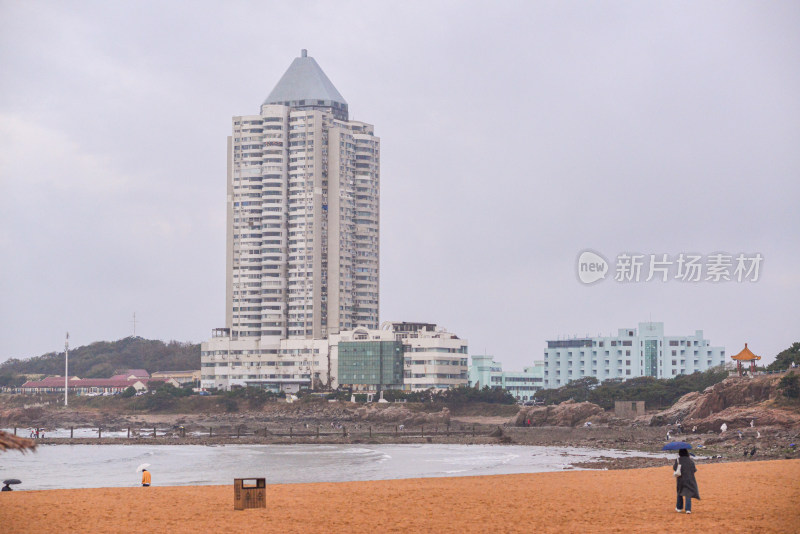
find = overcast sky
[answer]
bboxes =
[1,1,798,367]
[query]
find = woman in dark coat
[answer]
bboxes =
[674,448,700,513]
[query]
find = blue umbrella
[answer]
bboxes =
[662,441,692,451]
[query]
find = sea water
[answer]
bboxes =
[0,443,668,490]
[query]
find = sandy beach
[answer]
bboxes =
[4,459,799,533]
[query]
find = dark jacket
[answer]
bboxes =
[674,456,700,499]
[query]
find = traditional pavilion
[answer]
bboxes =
[731,343,762,376]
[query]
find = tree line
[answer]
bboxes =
[533,367,729,410]
[0,337,200,387]
[766,342,800,371]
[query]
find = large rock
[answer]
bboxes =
[649,374,800,429]
[689,406,800,433]
[687,376,777,420]
[354,404,450,426]
[649,392,701,426]
[0,406,47,425]
[512,400,606,427]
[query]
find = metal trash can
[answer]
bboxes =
[233,478,266,510]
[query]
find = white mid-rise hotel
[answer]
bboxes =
[202,50,379,391]
[393,322,469,391]
[543,322,726,389]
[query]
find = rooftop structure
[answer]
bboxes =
[113,369,150,379]
[264,49,348,120]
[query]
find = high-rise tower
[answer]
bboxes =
[226,50,380,340]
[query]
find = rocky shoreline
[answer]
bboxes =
[4,373,799,470]
[12,422,799,471]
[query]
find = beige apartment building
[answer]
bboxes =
[226,49,379,340]
[202,50,380,391]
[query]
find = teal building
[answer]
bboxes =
[468,354,544,402]
[337,340,404,392]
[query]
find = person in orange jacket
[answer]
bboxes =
[141,469,151,487]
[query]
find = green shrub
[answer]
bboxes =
[155,383,191,397]
[767,343,800,371]
[326,389,353,401]
[778,373,800,399]
[535,366,729,409]
[223,398,239,413]
[0,372,25,388]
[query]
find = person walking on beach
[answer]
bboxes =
[673,449,700,514]
[141,469,151,487]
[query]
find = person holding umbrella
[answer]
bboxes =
[663,441,700,514]
[2,479,22,491]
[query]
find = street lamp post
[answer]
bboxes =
[64,332,69,406]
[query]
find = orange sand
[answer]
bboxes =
[4,460,799,533]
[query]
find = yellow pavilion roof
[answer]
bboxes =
[731,343,761,361]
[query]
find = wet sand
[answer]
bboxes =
[4,459,799,533]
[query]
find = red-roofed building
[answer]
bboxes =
[19,374,177,395]
[113,369,150,379]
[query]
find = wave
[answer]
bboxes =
[271,446,377,456]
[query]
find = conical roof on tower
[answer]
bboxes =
[264,49,348,114]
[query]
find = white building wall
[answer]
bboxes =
[200,335,330,393]
[543,322,726,389]
[501,364,545,401]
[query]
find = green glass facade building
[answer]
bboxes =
[644,339,658,377]
[337,340,404,391]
